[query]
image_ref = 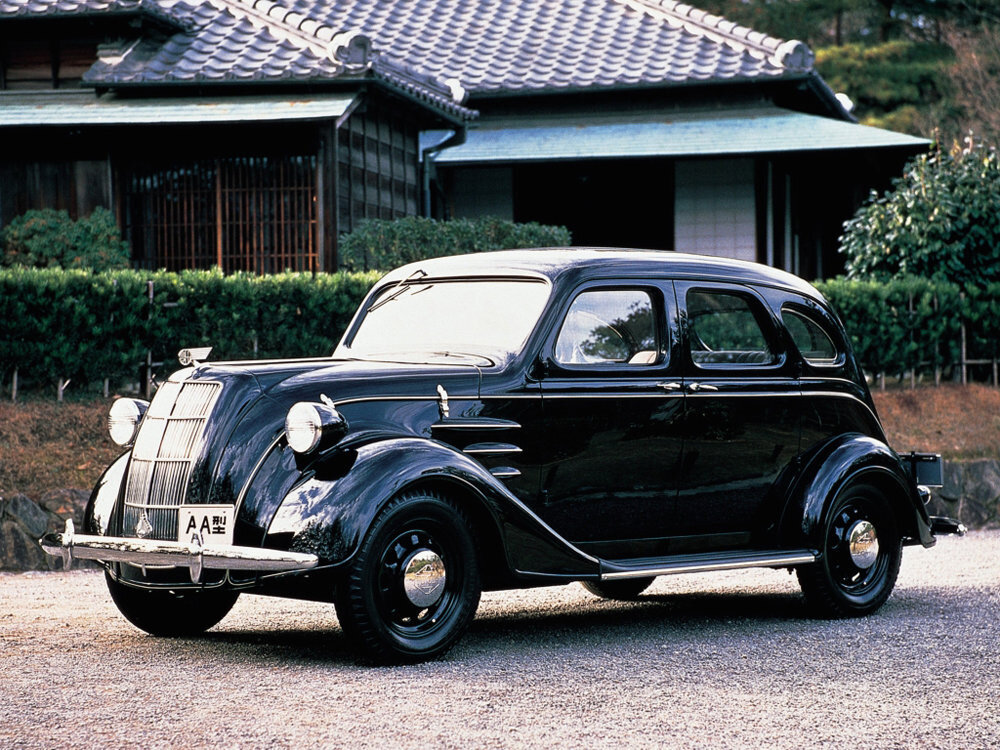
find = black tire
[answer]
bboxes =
[797,483,902,618]
[105,571,239,636]
[334,491,481,664]
[581,577,655,600]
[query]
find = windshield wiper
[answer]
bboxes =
[367,269,428,313]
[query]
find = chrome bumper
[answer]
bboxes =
[40,519,319,584]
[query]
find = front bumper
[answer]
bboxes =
[40,519,319,584]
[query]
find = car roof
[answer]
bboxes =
[380,247,824,301]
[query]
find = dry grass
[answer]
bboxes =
[0,397,123,500]
[873,383,1000,460]
[1,385,997,500]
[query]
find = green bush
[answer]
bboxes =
[840,141,1000,285]
[339,216,572,271]
[1,208,130,272]
[0,268,380,392]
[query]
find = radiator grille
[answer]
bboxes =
[122,379,222,541]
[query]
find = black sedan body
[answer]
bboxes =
[43,249,959,662]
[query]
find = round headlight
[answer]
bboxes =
[108,398,149,447]
[285,402,323,454]
[285,401,349,454]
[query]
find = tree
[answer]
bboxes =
[703,1,1000,142]
[839,140,1000,284]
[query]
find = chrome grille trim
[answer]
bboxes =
[122,379,222,541]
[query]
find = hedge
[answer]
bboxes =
[0,268,380,393]
[3,268,999,396]
[816,277,1000,381]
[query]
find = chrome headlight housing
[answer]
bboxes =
[285,401,349,454]
[108,398,149,447]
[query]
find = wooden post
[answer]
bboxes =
[961,321,968,386]
[11,367,17,403]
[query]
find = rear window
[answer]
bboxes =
[782,307,841,366]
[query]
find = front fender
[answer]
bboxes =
[784,433,934,550]
[84,452,130,536]
[265,437,599,578]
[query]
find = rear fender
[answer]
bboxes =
[783,433,934,550]
[266,437,599,577]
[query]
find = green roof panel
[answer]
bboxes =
[427,108,930,164]
[0,92,358,126]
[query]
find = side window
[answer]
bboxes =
[554,289,659,366]
[687,289,776,366]
[782,307,841,366]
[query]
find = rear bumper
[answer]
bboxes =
[40,519,319,584]
[929,515,967,537]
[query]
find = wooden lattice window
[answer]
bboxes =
[124,154,318,273]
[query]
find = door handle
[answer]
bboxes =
[657,381,683,391]
[688,382,718,392]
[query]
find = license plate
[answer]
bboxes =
[178,505,234,546]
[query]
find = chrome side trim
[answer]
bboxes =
[40,519,318,584]
[489,467,522,479]
[601,551,816,580]
[431,419,521,430]
[463,442,523,456]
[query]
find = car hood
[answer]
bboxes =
[143,356,483,510]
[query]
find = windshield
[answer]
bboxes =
[340,277,550,362]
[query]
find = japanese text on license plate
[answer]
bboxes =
[178,505,234,546]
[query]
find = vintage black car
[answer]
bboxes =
[43,249,962,663]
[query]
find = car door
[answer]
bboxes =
[534,282,685,559]
[672,281,801,551]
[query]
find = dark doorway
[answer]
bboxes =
[512,159,674,249]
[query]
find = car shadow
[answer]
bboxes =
[149,586,813,667]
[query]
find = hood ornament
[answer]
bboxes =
[135,512,153,539]
[436,384,450,419]
[178,347,213,367]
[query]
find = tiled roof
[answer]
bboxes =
[292,0,815,94]
[0,0,816,98]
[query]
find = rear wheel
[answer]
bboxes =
[581,577,655,600]
[797,483,901,617]
[105,571,239,636]
[334,492,481,664]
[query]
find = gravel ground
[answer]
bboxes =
[1,531,997,750]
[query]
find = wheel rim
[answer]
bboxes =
[827,501,886,595]
[375,526,459,638]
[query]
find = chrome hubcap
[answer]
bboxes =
[847,520,879,569]
[402,550,447,608]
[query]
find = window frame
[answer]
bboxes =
[680,283,786,373]
[546,282,671,375]
[780,303,846,370]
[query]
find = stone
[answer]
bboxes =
[5,494,50,538]
[960,459,1000,528]
[0,518,57,571]
[39,488,90,526]
[939,461,964,503]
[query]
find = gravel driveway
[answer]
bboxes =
[1,531,997,749]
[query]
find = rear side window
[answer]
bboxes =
[782,307,840,366]
[687,289,776,366]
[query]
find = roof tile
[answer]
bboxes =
[2,0,814,99]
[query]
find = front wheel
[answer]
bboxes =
[105,571,240,636]
[797,483,901,618]
[334,492,481,664]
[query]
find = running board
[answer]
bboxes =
[600,549,817,581]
